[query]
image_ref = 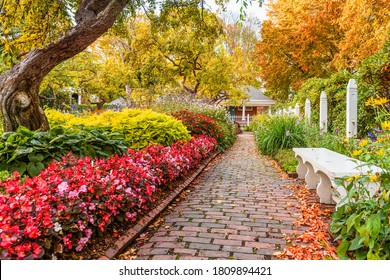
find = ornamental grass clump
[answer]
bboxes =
[253,115,306,156]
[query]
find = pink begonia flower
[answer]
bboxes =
[75,237,89,251]
[79,185,87,193]
[68,191,79,198]
[77,221,86,231]
[57,182,69,194]
[85,229,92,239]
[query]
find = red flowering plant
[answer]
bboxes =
[0,135,217,259]
[134,135,217,188]
[171,110,224,142]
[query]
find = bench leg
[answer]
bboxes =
[304,162,317,190]
[316,171,335,204]
[296,155,306,179]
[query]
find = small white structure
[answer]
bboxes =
[229,86,275,126]
[346,79,358,138]
[294,103,300,117]
[305,99,311,123]
[320,91,328,132]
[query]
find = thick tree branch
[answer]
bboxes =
[0,0,131,131]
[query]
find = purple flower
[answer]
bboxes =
[368,132,377,142]
[285,130,290,137]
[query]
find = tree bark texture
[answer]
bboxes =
[0,0,130,132]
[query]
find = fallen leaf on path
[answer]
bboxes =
[275,184,338,260]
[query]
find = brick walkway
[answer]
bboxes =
[131,133,305,260]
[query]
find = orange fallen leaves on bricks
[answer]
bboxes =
[274,184,338,260]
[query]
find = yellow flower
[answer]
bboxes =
[365,96,389,107]
[369,175,378,182]
[378,137,390,143]
[382,121,390,131]
[358,139,368,147]
[374,97,389,106]
[365,97,375,106]
[376,149,385,156]
[347,174,361,182]
[351,150,362,157]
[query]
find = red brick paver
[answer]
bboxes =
[127,133,305,260]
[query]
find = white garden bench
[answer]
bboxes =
[293,148,383,205]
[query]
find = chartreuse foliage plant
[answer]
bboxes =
[45,109,191,150]
[0,135,217,259]
[0,126,128,177]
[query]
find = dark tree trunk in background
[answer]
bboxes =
[0,0,130,132]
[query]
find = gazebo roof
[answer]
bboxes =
[243,86,275,106]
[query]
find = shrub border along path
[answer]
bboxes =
[99,151,220,260]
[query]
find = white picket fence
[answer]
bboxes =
[272,79,358,138]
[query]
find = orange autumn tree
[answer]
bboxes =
[334,0,390,70]
[256,0,390,101]
[256,0,343,100]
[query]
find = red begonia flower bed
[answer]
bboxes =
[0,135,217,259]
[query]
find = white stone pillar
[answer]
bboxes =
[295,103,300,117]
[242,105,246,120]
[247,114,250,126]
[305,99,311,123]
[268,107,272,116]
[346,79,358,138]
[320,91,328,132]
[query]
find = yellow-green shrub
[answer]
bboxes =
[45,109,191,150]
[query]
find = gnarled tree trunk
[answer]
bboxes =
[0,0,130,132]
